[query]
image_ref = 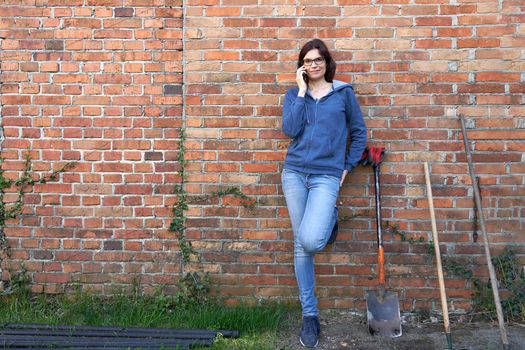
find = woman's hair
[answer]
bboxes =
[297,39,337,83]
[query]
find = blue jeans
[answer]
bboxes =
[281,169,339,317]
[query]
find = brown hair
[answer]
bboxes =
[297,39,337,83]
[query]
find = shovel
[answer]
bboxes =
[363,147,402,337]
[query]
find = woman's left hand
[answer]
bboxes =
[340,170,348,187]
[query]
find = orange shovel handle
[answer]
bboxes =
[378,245,385,285]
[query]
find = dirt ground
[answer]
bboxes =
[276,310,525,350]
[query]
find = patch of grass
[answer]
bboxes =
[201,334,278,350]
[0,284,295,348]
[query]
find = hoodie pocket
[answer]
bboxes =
[288,136,302,153]
[310,132,335,163]
[285,136,305,165]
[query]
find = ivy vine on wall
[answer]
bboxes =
[169,128,257,303]
[0,153,75,288]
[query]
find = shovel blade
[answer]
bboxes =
[366,290,402,338]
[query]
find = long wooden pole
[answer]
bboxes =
[459,114,510,350]
[424,162,453,350]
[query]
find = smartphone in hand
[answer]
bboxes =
[302,68,308,85]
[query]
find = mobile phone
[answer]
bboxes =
[302,69,308,84]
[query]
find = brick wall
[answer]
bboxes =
[0,0,184,294]
[1,0,524,312]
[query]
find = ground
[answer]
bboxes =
[276,310,525,350]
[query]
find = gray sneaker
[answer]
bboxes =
[299,316,320,348]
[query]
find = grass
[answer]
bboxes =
[0,286,297,349]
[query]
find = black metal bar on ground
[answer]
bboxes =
[0,323,239,338]
[1,323,239,338]
[1,334,212,343]
[5,348,177,350]
[1,336,205,348]
[5,346,188,350]
[2,323,239,336]
[0,323,239,349]
[0,328,220,339]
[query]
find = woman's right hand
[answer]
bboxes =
[296,66,307,96]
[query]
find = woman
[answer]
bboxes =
[281,39,367,348]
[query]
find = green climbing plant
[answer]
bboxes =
[169,128,257,304]
[0,154,75,263]
[441,259,473,280]
[386,222,426,244]
[195,186,257,210]
[169,128,194,263]
[1,264,31,298]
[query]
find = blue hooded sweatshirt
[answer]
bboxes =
[282,80,367,178]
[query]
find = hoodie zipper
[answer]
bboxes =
[304,97,320,171]
[302,85,339,171]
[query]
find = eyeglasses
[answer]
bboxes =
[303,57,325,67]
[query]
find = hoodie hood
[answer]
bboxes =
[304,80,352,101]
[332,79,352,91]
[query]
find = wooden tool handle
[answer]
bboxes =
[424,162,451,334]
[459,115,509,348]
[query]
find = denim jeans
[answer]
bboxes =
[281,169,339,317]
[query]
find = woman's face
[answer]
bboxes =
[303,49,326,82]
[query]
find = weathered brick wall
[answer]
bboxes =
[1,0,184,294]
[1,0,524,312]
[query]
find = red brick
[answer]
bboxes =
[415,39,452,48]
[206,7,241,17]
[260,18,296,27]
[458,15,500,25]
[458,38,500,48]
[416,16,452,26]
[223,19,258,28]
[204,51,240,60]
[458,84,505,93]
[475,72,521,82]
[437,27,472,37]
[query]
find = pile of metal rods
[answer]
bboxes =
[0,323,239,349]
